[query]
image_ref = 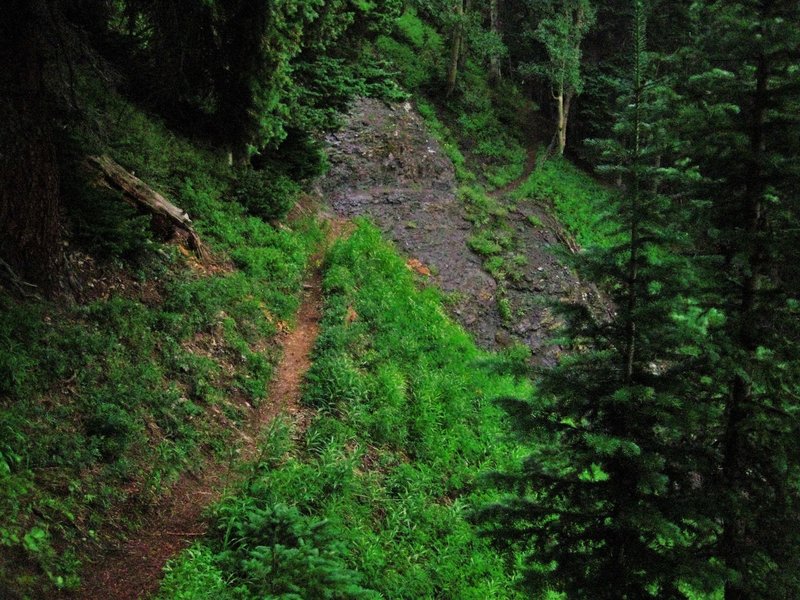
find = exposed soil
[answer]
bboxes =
[318,98,593,363]
[62,230,332,600]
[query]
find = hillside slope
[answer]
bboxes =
[320,97,598,362]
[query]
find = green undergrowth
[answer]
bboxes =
[513,156,620,250]
[375,8,529,189]
[0,88,322,596]
[158,221,532,599]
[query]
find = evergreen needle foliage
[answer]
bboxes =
[478,3,722,597]
[677,1,800,596]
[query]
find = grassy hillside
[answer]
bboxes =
[1,7,617,599]
[374,7,532,188]
[158,222,531,599]
[0,87,322,596]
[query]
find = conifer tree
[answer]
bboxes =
[479,2,721,596]
[678,1,800,596]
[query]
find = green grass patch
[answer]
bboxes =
[468,231,504,257]
[158,221,531,599]
[513,156,620,249]
[374,9,444,93]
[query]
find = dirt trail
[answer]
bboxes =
[67,227,335,600]
[489,146,537,199]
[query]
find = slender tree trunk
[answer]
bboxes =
[445,0,464,97]
[554,92,563,154]
[459,0,471,74]
[490,0,501,80]
[721,51,768,600]
[0,0,62,291]
[556,88,572,155]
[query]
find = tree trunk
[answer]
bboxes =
[0,0,63,291]
[87,155,208,260]
[555,88,572,155]
[721,51,768,600]
[459,0,471,74]
[445,0,464,97]
[490,0,501,81]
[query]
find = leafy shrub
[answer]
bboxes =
[85,402,138,461]
[212,502,378,599]
[353,52,409,102]
[231,167,299,221]
[159,546,229,600]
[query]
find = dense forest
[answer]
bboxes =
[1,0,798,598]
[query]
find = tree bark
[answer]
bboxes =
[0,0,63,291]
[445,0,464,97]
[490,0,501,81]
[556,88,572,155]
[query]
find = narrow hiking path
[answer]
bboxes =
[67,224,337,600]
[489,146,538,199]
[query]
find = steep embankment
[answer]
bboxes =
[319,98,586,362]
[0,84,328,598]
[70,224,331,600]
[319,99,493,341]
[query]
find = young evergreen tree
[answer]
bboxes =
[479,2,722,596]
[678,1,800,597]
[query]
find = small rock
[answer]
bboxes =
[495,330,513,347]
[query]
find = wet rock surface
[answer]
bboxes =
[317,98,591,362]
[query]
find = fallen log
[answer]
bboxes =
[87,154,208,261]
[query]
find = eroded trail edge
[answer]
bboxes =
[70,228,333,600]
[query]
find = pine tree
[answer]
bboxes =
[478,2,721,596]
[678,1,800,596]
